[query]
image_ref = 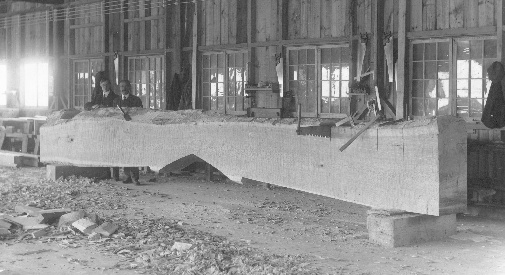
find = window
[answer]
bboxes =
[21,61,49,108]
[202,51,248,114]
[0,63,6,106]
[410,37,497,118]
[127,56,164,109]
[72,59,104,108]
[288,45,350,117]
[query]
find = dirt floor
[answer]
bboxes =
[1,166,505,275]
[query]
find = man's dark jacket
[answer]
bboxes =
[91,90,119,107]
[113,93,143,108]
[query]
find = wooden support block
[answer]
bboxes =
[58,210,85,227]
[93,222,118,237]
[31,228,49,238]
[248,108,282,118]
[72,218,97,235]
[367,210,456,247]
[0,150,23,167]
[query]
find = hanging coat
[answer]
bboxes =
[482,62,505,129]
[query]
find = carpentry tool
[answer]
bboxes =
[117,104,132,121]
[295,103,332,138]
[339,111,383,152]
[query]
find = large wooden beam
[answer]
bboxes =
[40,109,467,216]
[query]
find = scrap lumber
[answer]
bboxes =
[40,109,467,216]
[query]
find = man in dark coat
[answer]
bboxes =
[113,79,143,185]
[88,78,119,109]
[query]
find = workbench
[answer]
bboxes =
[0,117,46,155]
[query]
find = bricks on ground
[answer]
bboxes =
[93,222,118,237]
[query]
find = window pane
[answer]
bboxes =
[341,47,350,62]
[470,99,483,117]
[484,40,497,58]
[457,60,469,78]
[457,80,469,98]
[307,66,315,80]
[330,98,340,113]
[321,65,330,80]
[425,61,437,79]
[412,98,424,116]
[470,79,483,98]
[470,60,483,78]
[413,44,423,61]
[425,43,436,60]
[425,98,436,116]
[341,81,349,97]
[289,66,297,81]
[470,40,483,59]
[437,42,449,60]
[412,80,423,98]
[331,65,340,80]
[456,98,469,116]
[457,41,470,60]
[437,61,449,79]
[299,65,306,80]
[322,81,330,97]
[321,96,330,113]
[438,98,449,115]
[299,50,307,64]
[289,50,298,65]
[307,49,315,64]
[413,62,423,79]
[425,80,437,98]
[438,80,449,98]
[321,48,331,64]
[331,48,340,63]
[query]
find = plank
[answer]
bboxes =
[320,0,331,37]
[139,0,146,51]
[270,0,279,40]
[410,0,422,31]
[213,0,221,45]
[423,0,436,30]
[450,0,464,29]
[288,0,301,39]
[436,0,450,29]
[41,110,467,216]
[364,0,372,33]
[335,0,347,36]
[465,0,479,28]
[221,0,229,44]
[228,0,237,44]
[205,0,213,45]
[308,0,320,38]
[256,0,267,42]
[151,3,159,49]
[300,0,308,38]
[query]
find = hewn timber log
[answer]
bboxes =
[40,109,467,216]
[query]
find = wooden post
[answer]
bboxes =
[191,0,198,109]
[498,0,504,62]
[247,0,256,85]
[174,0,182,74]
[396,0,407,120]
[373,0,385,101]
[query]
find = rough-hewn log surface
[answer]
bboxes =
[41,109,467,216]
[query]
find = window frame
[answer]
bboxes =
[409,36,497,121]
[201,50,248,115]
[20,59,51,109]
[126,55,165,110]
[286,44,350,119]
[71,58,104,109]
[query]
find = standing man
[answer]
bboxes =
[114,80,143,185]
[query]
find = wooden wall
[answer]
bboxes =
[68,3,103,56]
[123,0,164,52]
[409,0,499,31]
